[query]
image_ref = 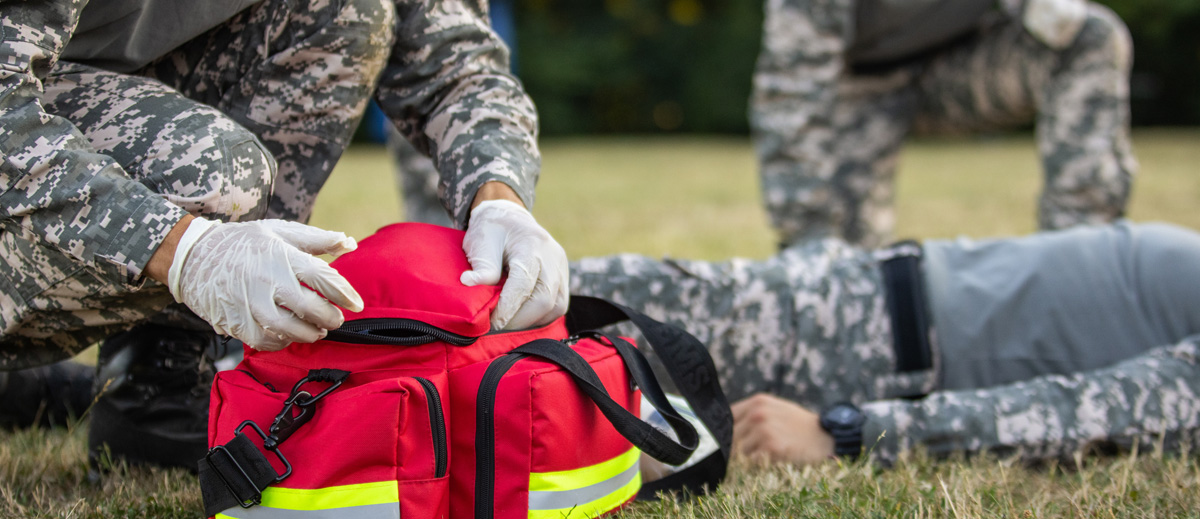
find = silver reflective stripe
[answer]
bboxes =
[218,503,400,519]
[527,461,640,511]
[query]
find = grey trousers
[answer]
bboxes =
[925,221,1200,390]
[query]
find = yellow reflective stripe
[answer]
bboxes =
[529,446,641,492]
[527,471,640,519]
[216,480,398,514]
[527,447,642,518]
[216,502,399,519]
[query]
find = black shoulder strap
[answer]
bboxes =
[565,295,734,499]
[511,339,699,465]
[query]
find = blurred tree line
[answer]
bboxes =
[512,0,1200,135]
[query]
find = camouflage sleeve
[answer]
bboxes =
[0,0,187,287]
[861,337,1200,465]
[375,0,540,228]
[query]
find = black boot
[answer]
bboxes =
[0,361,94,429]
[88,323,219,472]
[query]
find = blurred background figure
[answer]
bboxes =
[751,0,1138,247]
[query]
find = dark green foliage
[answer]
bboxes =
[515,0,761,135]
[513,0,1200,135]
[1103,0,1200,126]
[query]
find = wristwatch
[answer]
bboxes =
[819,403,866,460]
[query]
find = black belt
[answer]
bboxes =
[878,241,933,373]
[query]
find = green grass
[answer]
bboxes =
[5,129,1200,517]
[312,128,1200,260]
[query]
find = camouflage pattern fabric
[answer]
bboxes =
[751,0,1137,247]
[0,0,390,368]
[375,0,540,228]
[863,337,1200,465]
[0,60,277,368]
[570,240,936,408]
[140,0,395,223]
[571,228,1200,465]
[2,0,538,369]
[0,2,190,297]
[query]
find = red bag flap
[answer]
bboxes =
[329,223,500,337]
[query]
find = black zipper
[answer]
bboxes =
[474,353,527,519]
[236,369,278,392]
[414,377,448,478]
[326,318,478,346]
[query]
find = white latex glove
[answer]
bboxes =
[167,217,365,351]
[460,200,570,330]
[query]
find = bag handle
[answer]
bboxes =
[511,338,699,465]
[564,295,734,499]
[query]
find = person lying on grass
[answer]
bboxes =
[572,221,1200,466]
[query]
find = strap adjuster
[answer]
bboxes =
[203,421,293,509]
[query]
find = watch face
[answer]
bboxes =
[823,404,865,428]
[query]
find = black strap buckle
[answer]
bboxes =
[203,421,293,509]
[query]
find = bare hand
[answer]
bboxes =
[731,393,835,466]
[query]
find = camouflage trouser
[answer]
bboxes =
[569,240,936,407]
[751,0,1137,247]
[387,126,454,227]
[0,0,393,368]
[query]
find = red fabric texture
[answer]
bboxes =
[208,370,447,488]
[446,338,640,517]
[330,223,501,337]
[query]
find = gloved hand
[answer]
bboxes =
[460,200,570,330]
[167,217,365,351]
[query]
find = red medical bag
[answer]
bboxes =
[198,223,732,518]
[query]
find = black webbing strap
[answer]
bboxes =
[512,339,699,465]
[564,295,733,499]
[198,431,283,516]
[879,242,934,373]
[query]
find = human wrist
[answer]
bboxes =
[145,214,196,285]
[470,181,525,211]
[165,216,218,301]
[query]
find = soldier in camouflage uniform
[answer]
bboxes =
[0,0,566,469]
[571,222,1200,465]
[752,0,1138,247]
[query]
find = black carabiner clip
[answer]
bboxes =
[267,369,350,445]
[267,390,313,447]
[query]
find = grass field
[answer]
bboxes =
[3,129,1199,517]
[312,129,1200,260]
